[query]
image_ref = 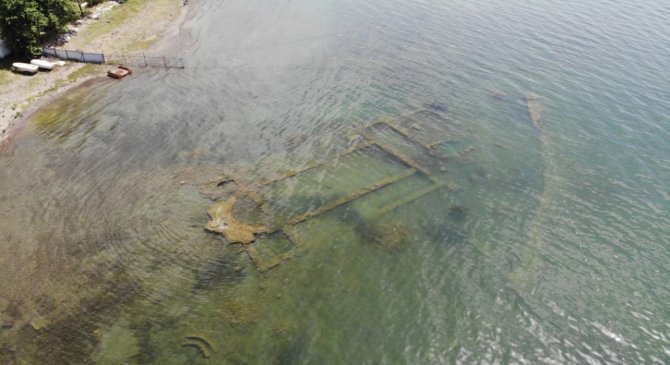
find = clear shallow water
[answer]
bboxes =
[1,0,670,363]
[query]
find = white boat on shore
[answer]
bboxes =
[11,62,39,75]
[30,59,55,70]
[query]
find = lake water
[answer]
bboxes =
[1,0,670,363]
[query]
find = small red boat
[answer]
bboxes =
[107,65,132,79]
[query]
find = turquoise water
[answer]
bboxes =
[1,0,670,363]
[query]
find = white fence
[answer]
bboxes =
[43,47,105,63]
[42,47,184,69]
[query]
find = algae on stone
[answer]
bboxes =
[94,320,140,365]
[221,299,259,326]
[359,222,411,249]
[273,320,296,336]
[205,196,270,244]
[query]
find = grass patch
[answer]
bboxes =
[26,76,42,88]
[0,58,19,86]
[130,35,159,53]
[67,64,103,82]
[67,0,180,53]
[0,70,14,86]
[68,0,148,48]
[34,64,102,102]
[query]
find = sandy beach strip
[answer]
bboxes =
[0,0,191,148]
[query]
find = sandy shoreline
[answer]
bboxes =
[0,0,191,148]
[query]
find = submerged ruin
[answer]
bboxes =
[526,94,543,131]
[203,108,475,272]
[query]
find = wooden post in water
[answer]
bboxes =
[163,56,167,68]
[143,53,147,68]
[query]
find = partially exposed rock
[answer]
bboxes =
[205,196,270,244]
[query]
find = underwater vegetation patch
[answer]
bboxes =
[247,232,296,272]
[448,205,468,222]
[358,221,411,249]
[221,298,260,326]
[276,332,309,365]
[9,272,142,364]
[30,78,110,143]
[193,252,246,291]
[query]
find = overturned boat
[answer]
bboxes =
[30,59,55,70]
[11,62,38,75]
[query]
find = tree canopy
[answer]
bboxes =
[0,0,79,56]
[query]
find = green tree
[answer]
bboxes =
[0,0,48,56]
[38,0,79,33]
[0,0,79,56]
